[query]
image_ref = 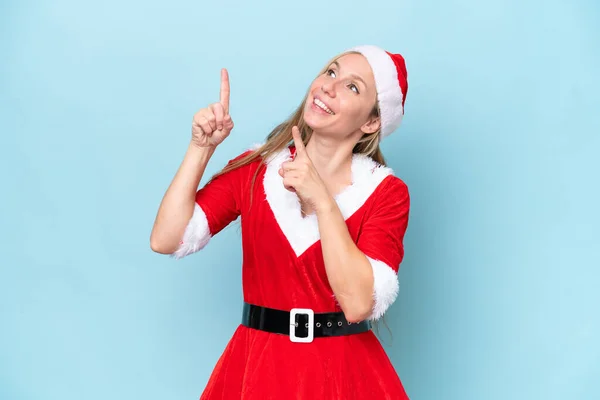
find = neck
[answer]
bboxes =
[304,132,355,185]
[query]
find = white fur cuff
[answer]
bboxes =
[367,256,400,320]
[171,203,212,259]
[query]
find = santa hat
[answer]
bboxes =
[347,45,408,139]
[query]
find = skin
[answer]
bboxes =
[151,53,383,322]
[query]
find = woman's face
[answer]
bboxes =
[303,53,380,138]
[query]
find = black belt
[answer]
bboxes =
[241,302,371,343]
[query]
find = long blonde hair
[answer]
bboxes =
[210,51,385,203]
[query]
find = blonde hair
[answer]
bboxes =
[210,51,385,204]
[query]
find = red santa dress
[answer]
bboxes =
[174,145,411,400]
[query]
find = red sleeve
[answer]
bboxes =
[172,150,255,259]
[357,176,410,272]
[195,150,254,236]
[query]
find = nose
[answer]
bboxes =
[321,81,336,98]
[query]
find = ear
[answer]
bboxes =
[360,116,381,135]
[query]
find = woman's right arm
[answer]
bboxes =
[149,144,216,254]
[150,68,234,254]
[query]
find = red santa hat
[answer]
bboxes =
[347,45,408,139]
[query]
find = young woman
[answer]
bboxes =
[151,45,411,399]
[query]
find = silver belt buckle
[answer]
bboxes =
[289,308,314,343]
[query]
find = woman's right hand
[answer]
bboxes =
[191,68,234,149]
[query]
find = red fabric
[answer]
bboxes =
[385,51,408,108]
[194,148,411,400]
[357,177,410,273]
[195,150,256,236]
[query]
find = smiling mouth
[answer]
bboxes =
[313,97,335,115]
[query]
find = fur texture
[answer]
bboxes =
[263,147,393,257]
[366,256,400,320]
[349,45,405,137]
[171,203,212,259]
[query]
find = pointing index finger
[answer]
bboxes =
[291,126,305,154]
[220,68,230,113]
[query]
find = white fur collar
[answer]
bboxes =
[262,146,393,257]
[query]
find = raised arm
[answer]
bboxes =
[150,68,234,254]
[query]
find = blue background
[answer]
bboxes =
[1,0,599,399]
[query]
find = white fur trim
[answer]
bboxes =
[367,256,399,320]
[171,203,212,259]
[349,45,404,138]
[263,147,393,257]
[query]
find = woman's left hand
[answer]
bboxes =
[279,126,331,211]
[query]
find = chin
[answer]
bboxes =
[302,113,327,133]
[303,105,331,132]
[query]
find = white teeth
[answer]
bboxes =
[314,98,334,114]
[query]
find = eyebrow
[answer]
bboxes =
[332,60,367,88]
